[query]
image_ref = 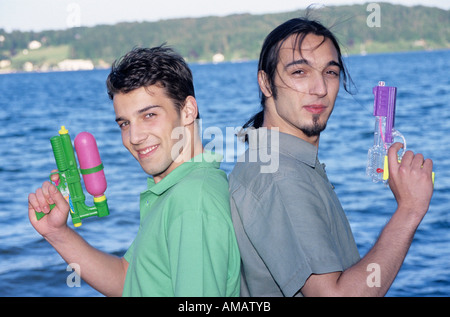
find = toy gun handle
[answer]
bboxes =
[367,129,406,182]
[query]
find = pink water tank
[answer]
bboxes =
[74,132,107,197]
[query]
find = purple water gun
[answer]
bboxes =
[366,81,406,183]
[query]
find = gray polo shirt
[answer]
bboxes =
[229,128,360,297]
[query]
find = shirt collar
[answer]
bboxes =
[145,151,222,196]
[248,127,318,168]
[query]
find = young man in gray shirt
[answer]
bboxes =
[229,17,434,297]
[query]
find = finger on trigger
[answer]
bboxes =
[388,142,403,168]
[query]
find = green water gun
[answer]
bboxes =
[35,126,109,227]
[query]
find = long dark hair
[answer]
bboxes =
[243,16,353,130]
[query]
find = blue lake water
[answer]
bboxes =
[0,49,449,297]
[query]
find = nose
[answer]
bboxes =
[129,122,147,145]
[309,72,328,97]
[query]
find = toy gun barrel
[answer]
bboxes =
[373,81,397,144]
[35,126,109,227]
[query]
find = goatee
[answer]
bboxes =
[300,115,326,137]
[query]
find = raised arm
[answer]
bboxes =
[28,180,128,297]
[301,143,434,296]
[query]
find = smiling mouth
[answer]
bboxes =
[138,145,159,158]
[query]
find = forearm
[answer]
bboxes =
[45,226,128,297]
[302,206,422,297]
[343,146,434,296]
[340,145,433,296]
[341,206,421,296]
[303,146,433,296]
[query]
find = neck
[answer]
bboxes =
[153,124,203,184]
[175,123,204,159]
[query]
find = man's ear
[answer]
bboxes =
[258,70,272,98]
[181,96,198,126]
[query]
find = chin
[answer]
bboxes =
[144,161,173,178]
[300,123,327,138]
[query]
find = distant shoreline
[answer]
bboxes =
[1,4,448,73]
[2,48,449,76]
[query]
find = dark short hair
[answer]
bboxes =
[106,45,199,118]
[244,16,353,129]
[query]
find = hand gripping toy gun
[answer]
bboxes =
[366,82,434,184]
[35,126,109,227]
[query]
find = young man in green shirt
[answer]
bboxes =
[28,46,240,296]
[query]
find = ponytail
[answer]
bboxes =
[238,110,264,143]
[243,110,264,130]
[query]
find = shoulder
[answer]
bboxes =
[178,165,229,197]
[229,152,325,227]
[229,150,316,199]
[168,165,231,219]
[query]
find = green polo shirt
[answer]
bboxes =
[122,152,240,297]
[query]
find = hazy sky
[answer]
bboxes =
[1,0,449,32]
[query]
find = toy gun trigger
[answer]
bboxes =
[382,131,406,182]
[49,171,60,184]
[391,129,407,159]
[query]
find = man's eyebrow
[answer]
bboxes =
[285,59,342,69]
[327,60,342,69]
[137,105,160,114]
[285,59,309,69]
[115,105,160,122]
